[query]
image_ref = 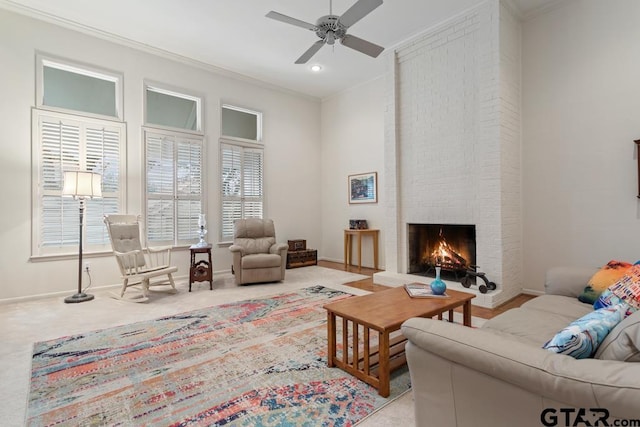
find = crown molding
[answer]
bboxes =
[521,0,571,22]
[0,0,320,102]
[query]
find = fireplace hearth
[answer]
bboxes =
[408,223,476,283]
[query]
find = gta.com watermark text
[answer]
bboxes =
[541,408,640,427]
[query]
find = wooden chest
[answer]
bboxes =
[286,249,317,269]
[288,239,307,252]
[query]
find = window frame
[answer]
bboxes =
[31,109,126,259]
[219,104,264,243]
[144,81,203,134]
[219,138,265,243]
[35,52,123,121]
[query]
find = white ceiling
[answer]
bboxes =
[2,0,560,99]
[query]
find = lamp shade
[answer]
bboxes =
[62,171,102,198]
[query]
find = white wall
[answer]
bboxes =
[522,0,640,292]
[320,78,386,269]
[0,9,321,301]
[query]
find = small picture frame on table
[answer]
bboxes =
[348,172,377,204]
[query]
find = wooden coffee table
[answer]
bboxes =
[324,286,475,397]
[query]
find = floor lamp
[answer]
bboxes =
[62,170,102,303]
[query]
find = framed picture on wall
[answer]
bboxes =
[348,172,377,204]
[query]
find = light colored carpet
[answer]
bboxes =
[0,266,415,426]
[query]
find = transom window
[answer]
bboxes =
[36,54,122,120]
[145,83,202,132]
[221,105,262,141]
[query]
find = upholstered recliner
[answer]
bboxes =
[229,218,288,285]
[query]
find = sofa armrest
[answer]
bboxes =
[270,243,288,254]
[544,266,598,297]
[229,244,243,254]
[401,317,640,419]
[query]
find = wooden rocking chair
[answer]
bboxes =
[104,214,178,302]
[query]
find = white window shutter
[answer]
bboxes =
[220,142,264,240]
[176,138,202,242]
[145,130,203,246]
[34,110,124,255]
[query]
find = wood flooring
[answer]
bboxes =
[318,260,535,320]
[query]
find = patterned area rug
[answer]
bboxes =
[27,286,410,426]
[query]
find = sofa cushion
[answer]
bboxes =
[542,304,627,359]
[234,237,276,255]
[481,307,579,347]
[521,294,593,319]
[545,266,598,298]
[241,253,282,269]
[595,310,640,362]
[577,260,632,304]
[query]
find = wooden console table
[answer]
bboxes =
[344,229,379,272]
[189,243,213,292]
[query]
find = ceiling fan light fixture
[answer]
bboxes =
[325,31,336,45]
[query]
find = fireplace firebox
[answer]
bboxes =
[407,223,476,283]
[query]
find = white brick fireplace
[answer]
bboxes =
[374,0,522,308]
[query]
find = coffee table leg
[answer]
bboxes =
[463,300,472,327]
[378,331,390,397]
[327,312,336,367]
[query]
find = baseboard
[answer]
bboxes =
[0,273,191,305]
[319,256,383,270]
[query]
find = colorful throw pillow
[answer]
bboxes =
[594,263,640,316]
[578,260,632,304]
[607,265,640,311]
[543,304,627,359]
[593,290,633,315]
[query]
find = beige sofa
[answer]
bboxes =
[401,266,640,427]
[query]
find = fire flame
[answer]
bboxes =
[422,232,468,270]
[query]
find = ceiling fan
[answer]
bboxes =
[266,0,384,64]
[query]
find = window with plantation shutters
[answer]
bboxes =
[144,129,203,246]
[33,109,124,256]
[220,142,264,240]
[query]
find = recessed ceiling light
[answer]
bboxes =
[310,64,322,72]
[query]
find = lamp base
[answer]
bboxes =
[64,292,95,303]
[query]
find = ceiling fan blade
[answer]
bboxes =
[265,11,316,31]
[337,0,383,28]
[295,40,325,64]
[341,34,384,58]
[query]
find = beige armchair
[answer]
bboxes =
[229,218,288,285]
[104,214,178,302]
